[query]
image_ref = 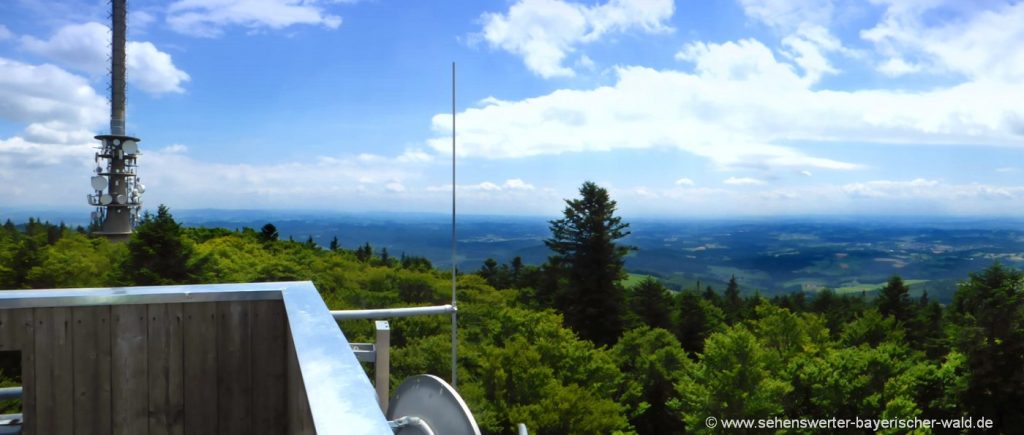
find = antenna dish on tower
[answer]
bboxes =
[123,141,138,155]
[100,194,112,205]
[387,375,481,435]
[91,176,107,191]
[116,194,126,204]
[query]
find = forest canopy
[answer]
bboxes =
[2,184,1023,434]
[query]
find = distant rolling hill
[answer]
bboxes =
[165,211,1024,303]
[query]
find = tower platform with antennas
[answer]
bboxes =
[88,134,144,241]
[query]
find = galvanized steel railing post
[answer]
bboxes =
[374,320,390,412]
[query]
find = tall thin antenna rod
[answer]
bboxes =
[450,61,458,389]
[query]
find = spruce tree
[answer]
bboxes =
[545,181,634,345]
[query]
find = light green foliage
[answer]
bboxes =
[675,326,792,433]
[27,232,124,288]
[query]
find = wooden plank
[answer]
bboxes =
[112,304,149,435]
[286,326,314,435]
[166,303,185,435]
[33,308,54,435]
[52,307,73,435]
[251,300,286,434]
[148,304,169,435]
[0,309,34,434]
[183,302,217,435]
[73,306,112,435]
[15,310,34,435]
[217,301,252,435]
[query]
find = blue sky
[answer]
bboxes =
[1,0,1023,218]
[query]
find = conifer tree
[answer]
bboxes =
[545,181,634,345]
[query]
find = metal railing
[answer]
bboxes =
[332,305,456,411]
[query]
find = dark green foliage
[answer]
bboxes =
[355,242,373,262]
[674,290,723,356]
[723,275,743,323]
[612,328,691,434]
[259,223,278,242]
[329,236,339,251]
[949,263,1024,431]
[627,278,673,330]
[877,275,913,323]
[123,205,206,285]
[545,181,634,346]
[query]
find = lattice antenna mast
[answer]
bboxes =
[88,0,144,241]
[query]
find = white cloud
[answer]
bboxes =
[429,36,1024,172]
[738,0,834,31]
[126,41,191,93]
[0,25,12,40]
[20,22,190,94]
[862,1,1024,81]
[877,57,921,76]
[800,170,813,177]
[723,177,766,186]
[130,11,156,33]
[161,144,189,154]
[479,0,674,78]
[503,178,535,190]
[0,57,106,140]
[842,178,939,198]
[167,0,344,37]
[674,177,695,186]
[385,182,406,193]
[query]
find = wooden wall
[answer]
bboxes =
[0,299,303,435]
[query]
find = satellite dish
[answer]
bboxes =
[386,375,481,435]
[91,175,107,191]
[113,139,121,146]
[100,194,112,205]
[138,184,146,194]
[123,141,138,155]
[116,194,126,204]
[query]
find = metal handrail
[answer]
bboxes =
[331,304,455,321]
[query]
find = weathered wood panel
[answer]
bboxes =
[183,302,218,435]
[217,301,253,435]
[33,307,55,435]
[1,300,292,435]
[0,308,34,434]
[252,300,287,435]
[113,304,149,435]
[72,305,112,435]
[149,303,186,435]
[166,303,185,435]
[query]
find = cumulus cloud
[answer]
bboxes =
[167,0,344,37]
[430,33,1024,172]
[862,1,1024,81]
[724,177,766,186]
[504,178,535,190]
[0,57,108,165]
[738,0,834,31]
[0,25,12,40]
[479,0,674,78]
[20,22,190,94]
[675,178,695,186]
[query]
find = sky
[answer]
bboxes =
[1,0,1023,218]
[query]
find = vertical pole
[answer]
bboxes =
[374,320,390,412]
[451,61,458,389]
[110,0,127,136]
